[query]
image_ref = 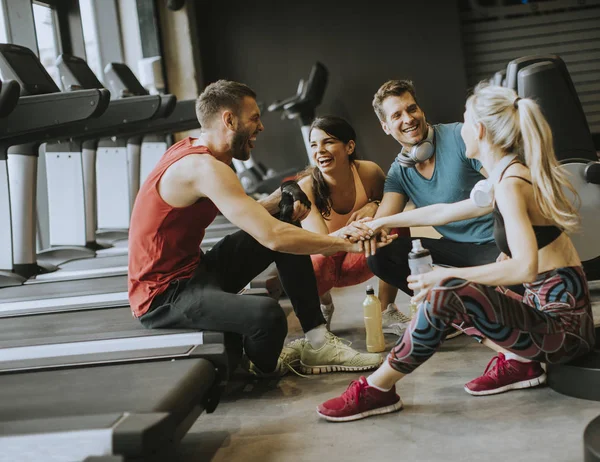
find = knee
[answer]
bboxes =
[367,237,410,276]
[248,298,288,339]
[311,254,332,278]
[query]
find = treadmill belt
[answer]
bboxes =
[0,359,215,422]
[58,254,128,271]
[0,275,126,302]
[0,307,196,347]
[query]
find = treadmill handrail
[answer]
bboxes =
[0,80,20,118]
[0,89,108,146]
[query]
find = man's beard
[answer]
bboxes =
[231,131,251,161]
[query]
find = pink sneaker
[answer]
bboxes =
[316,376,403,422]
[465,353,546,396]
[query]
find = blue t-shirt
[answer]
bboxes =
[384,122,494,244]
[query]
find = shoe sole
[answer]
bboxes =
[299,360,383,375]
[316,400,403,422]
[464,373,547,396]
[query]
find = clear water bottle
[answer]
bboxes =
[408,239,433,318]
[363,285,386,353]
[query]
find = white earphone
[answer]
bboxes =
[470,154,518,207]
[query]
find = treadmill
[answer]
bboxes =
[0,359,218,461]
[0,46,279,315]
[36,57,239,281]
[0,53,227,462]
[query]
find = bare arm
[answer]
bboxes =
[194,157,352,256]
[371,198,492,231]
[373,191,408,220]
[257,188,282,215]
[297,177,330,235]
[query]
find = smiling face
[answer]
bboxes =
[309,127,355,173]
[379,92,428,149]
[230,96,264,161]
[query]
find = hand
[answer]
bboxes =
[345,202,379,225]
[279,181,311,223]
[338,219,374,243]
[346,229,397,257]
[291,200,311,222]
[496,252,510,263]
[363,227,397,258]
[364,218,385,235]
[407,266,451,305]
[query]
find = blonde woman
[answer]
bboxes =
[317,82,595,421]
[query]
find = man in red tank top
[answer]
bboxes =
[129,80,395,376]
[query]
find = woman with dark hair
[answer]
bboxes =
[297,116,411,332]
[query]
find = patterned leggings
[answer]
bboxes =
[388,266,596,374]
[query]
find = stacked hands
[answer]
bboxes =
[281,182,445,305]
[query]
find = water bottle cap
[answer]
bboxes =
[366,284,374,294]
[411,239,424,252]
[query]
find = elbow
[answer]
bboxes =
[268,238,283,252]
[262,223,286,252]
[520,262,538,283]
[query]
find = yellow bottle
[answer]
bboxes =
[363,285,386,353]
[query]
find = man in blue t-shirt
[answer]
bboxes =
[367,80,499,331]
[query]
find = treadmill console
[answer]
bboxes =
[0,44,60,96]
[56,54,104,91]
[104,62,149,98]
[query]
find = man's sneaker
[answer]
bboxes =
[464,353,546,396]
[300,332,383,374]
[280,338,306,369]
[321,303,335,330]
[317,376,403,422]
[382,303,411,336]
[245,338,306,378]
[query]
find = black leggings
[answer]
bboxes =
[367,236,500,295]
[139,230,326,373]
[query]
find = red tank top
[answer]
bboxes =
[128,137,219,317]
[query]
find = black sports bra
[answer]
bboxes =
[493,160,563,257]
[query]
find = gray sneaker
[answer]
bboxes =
[320,303,335,330]
[245,338,307,378]
[300,332,383,374]
[382,303,411,336]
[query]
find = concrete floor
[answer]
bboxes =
[179,277,600,462]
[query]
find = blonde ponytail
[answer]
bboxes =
[517,99,580,233]
[467,82,580,233]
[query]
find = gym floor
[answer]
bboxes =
[179,277,600,462]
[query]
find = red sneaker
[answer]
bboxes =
[316,376,403,422]
[465,353,546,396]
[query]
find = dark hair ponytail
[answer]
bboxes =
[299,116,357,218]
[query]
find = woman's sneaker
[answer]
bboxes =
[317,376,403,422]
[300,332,383,374]
[464,353,546,396]
[382,303,411,336]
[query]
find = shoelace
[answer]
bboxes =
[483,354,512,379]
[279,339,310,378]
[325,333,355,360]
[390,311,412,324]
[344,378,369,404]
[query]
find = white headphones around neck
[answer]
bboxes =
[470,154,518,208]
[395,125,435,168]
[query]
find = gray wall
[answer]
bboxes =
[197,0,468,173]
